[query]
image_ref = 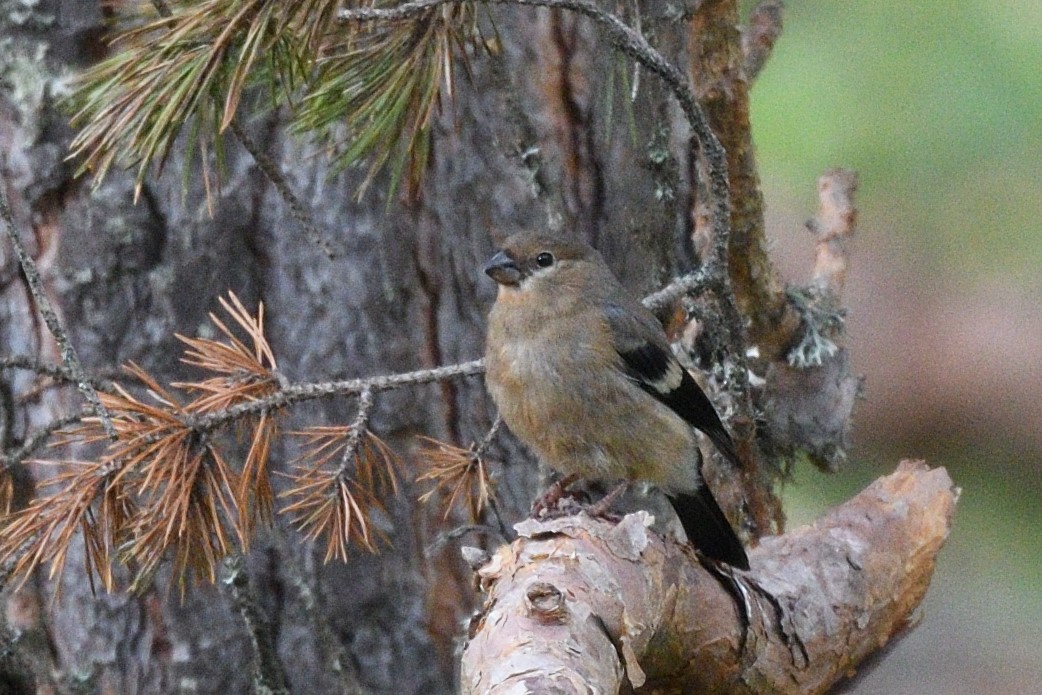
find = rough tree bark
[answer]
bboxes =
[0,1,948,694]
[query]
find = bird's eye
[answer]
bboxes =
[535,252,555,268]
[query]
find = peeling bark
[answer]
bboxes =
[461,461,956,694]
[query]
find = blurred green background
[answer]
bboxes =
[742,0,1042,692]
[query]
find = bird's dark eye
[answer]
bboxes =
[535,252,555,268]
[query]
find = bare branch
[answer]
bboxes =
[641,266,714,313]
[809,168,858,296]
[221,554,290,695]
[742,0,784,82]
[187,359,486,432]
[461,461,957,694]
[334,388,376,479]
[0,411,87,471]
[0,186,117,439]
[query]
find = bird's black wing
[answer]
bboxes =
[668,489,750,569]
[604,303,742,470]
[604,302,750,566]
[605,302,749,569]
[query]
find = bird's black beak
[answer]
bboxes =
[484,250,522,286]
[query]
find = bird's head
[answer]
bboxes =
[484,232,602,297]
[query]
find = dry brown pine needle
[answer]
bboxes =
[417,436,494,522]
[281,425,399,562]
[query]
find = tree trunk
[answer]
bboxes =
[1,2,722,693]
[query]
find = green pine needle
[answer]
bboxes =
[65,1,335,195]
[295,3,483,202]
[64,0,483,205]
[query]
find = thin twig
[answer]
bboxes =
[335,388,375,477]
[0,355,118,393]
[474,414,502,458]
[0,186,117,439]
[221,554,290,695]
[472,415,513,539]
[428,523,507,552]
[227,120,336,260]
[0,412,87,471]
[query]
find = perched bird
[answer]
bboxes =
[483,231,749,569]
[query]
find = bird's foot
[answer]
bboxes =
[531,473,581,518]
[584,481,630,520]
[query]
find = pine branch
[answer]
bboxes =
[281,389,400,562]
[149,0,336,258]
[418,423,499,522]
[69,0,313,188]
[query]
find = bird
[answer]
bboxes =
[483,231,749,569]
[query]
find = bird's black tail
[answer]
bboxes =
[668,486,749,570]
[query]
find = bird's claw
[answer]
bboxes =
[531,473,581,518]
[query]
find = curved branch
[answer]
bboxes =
[461,461,956,694]
[338,0,750,415]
